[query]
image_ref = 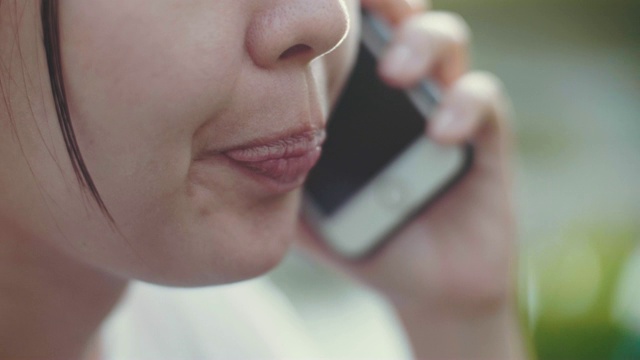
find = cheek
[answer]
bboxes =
[61,0,243,148]
[60,0,244,217]
[55,1,295,283]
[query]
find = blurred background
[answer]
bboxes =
[268,0,640,358]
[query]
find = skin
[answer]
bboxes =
[0,0,524,358]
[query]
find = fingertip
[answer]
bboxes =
[378,28,433,88]
[379,44,413,80]
[378,11,472,91]
[432,71,513,159]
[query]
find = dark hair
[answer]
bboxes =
[40,0,113,221]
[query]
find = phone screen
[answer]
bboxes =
[305,43,426,215]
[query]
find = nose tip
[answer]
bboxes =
[246,1,350,68]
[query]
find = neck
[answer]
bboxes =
[0,225,127,360]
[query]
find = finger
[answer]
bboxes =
[429,72,513,164]
[361,0,429,25]
[379,12,471,88]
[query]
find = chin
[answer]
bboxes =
[131,238,292,288]
[107,183,305,288]
[131,210,299,288]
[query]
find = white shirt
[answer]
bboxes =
[100,253,411,360]
[100,279,321,360]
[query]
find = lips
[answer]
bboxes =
[222,129,326,191]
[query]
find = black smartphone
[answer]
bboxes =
[303,12,473,259]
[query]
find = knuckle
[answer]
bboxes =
[404,0,431,12]
[460,72,512,127]
[420,0,433,11]
[445,12,472,45]
[430,12,471,46]
[403,11,471,47]
[466,72,505,102]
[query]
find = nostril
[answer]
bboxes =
[247,1,349,68]
[279,44,313,61]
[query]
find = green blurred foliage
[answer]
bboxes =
[443,2,640,357]
[521,222,640,359]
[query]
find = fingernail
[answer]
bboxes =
[381,45,413,78]
[433,110,458,137]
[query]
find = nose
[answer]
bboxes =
[246,0,350,69]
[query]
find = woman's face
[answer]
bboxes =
[0,0,359,285]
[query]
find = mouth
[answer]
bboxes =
[221,129,326,193]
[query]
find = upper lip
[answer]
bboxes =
[221,128,326,163]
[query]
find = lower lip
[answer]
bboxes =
[225,147,322,193]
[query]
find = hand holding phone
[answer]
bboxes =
[300,5,522,359]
